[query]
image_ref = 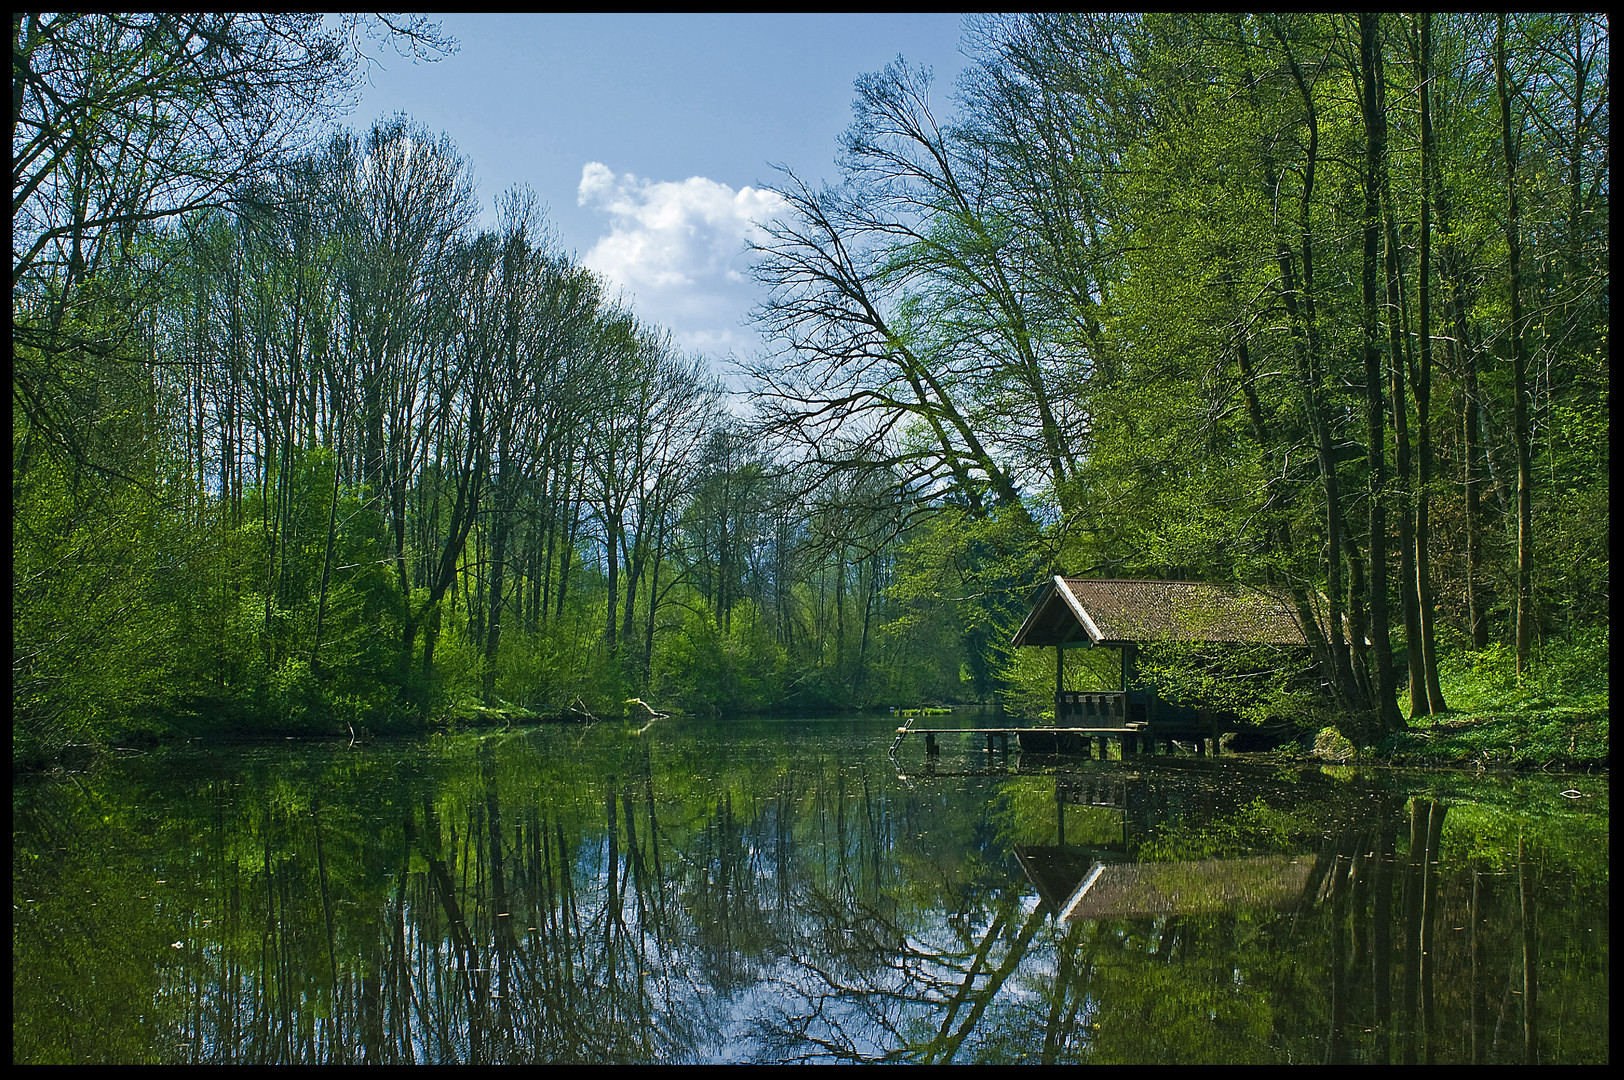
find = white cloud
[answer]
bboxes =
[576,162,785,356]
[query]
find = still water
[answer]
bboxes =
[12,715,1608,1063]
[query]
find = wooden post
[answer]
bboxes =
[925,733,938,756]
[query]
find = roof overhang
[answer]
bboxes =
[1011,576,1102,648]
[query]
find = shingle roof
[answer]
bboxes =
[1011,577,1309,648]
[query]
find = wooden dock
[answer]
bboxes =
[891,722,1220,758]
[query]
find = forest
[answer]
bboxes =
[12,13,1609,765]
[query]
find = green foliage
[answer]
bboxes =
[1432,626,1609,715]
[999,646,1124,721]
[885,503,1042,707]
[1138,641,1325,728]
[12,447,187,761]
[1538,388,1610,625]
[1136,797,1297,862]
[266,658,322,732]
[488,618,591,712]
[1378,711,1608,771]
[415,623,485,725]
[1373,627,1609,767]
[867,607,967,707]
[654,600,789,715]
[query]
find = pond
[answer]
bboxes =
[12,715,1609,1064]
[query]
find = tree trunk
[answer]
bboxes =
[483,474,510,706]
[1384,165,1426,718]
[1497,15,1535,677]
[310,408,345,674]
[1413,13,1447,711]
[1425,61,1491,651]
[1358,13,1403,735]
[1460,311,1489,649]
[1268,28,1363,709]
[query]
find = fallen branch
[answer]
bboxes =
[624,698,669,735]
[624,698,668,720]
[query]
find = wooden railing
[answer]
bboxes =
[1055,691,1234,735]
[1055,691,1132,727]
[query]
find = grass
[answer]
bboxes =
[1375,710,1608,771]
[1370,627,1609,771]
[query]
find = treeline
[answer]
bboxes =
[11,14,1610,758]
[749,13,1607,740]
[13,15,966,761]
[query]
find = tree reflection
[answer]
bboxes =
[10,731,1611,1064]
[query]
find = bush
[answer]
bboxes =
[267,657,323,732]
[1311,726,1357,762]
[653,599,786,715]
[1432,626,1609,717]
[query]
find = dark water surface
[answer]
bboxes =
[13,715,1609,1063]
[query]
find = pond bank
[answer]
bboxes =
[19,702,1608,777]
[1305,708,1609,772]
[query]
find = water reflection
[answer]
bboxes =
[11,720,1609,1064]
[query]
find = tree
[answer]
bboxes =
[13,14,452,465]
[476,196,606,703]
[747,77,1045,532]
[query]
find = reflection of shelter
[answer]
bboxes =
[1016,849,1314,920]
[1016,847,1104,912]
[1013,773,1138,909]
[1010,577,1309,755]
[1016,772,1317,921]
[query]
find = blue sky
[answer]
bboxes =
[346,13,971,364]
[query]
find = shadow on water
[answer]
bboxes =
[11,716,1609,1063]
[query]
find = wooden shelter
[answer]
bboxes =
[1011,577,1310,754]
